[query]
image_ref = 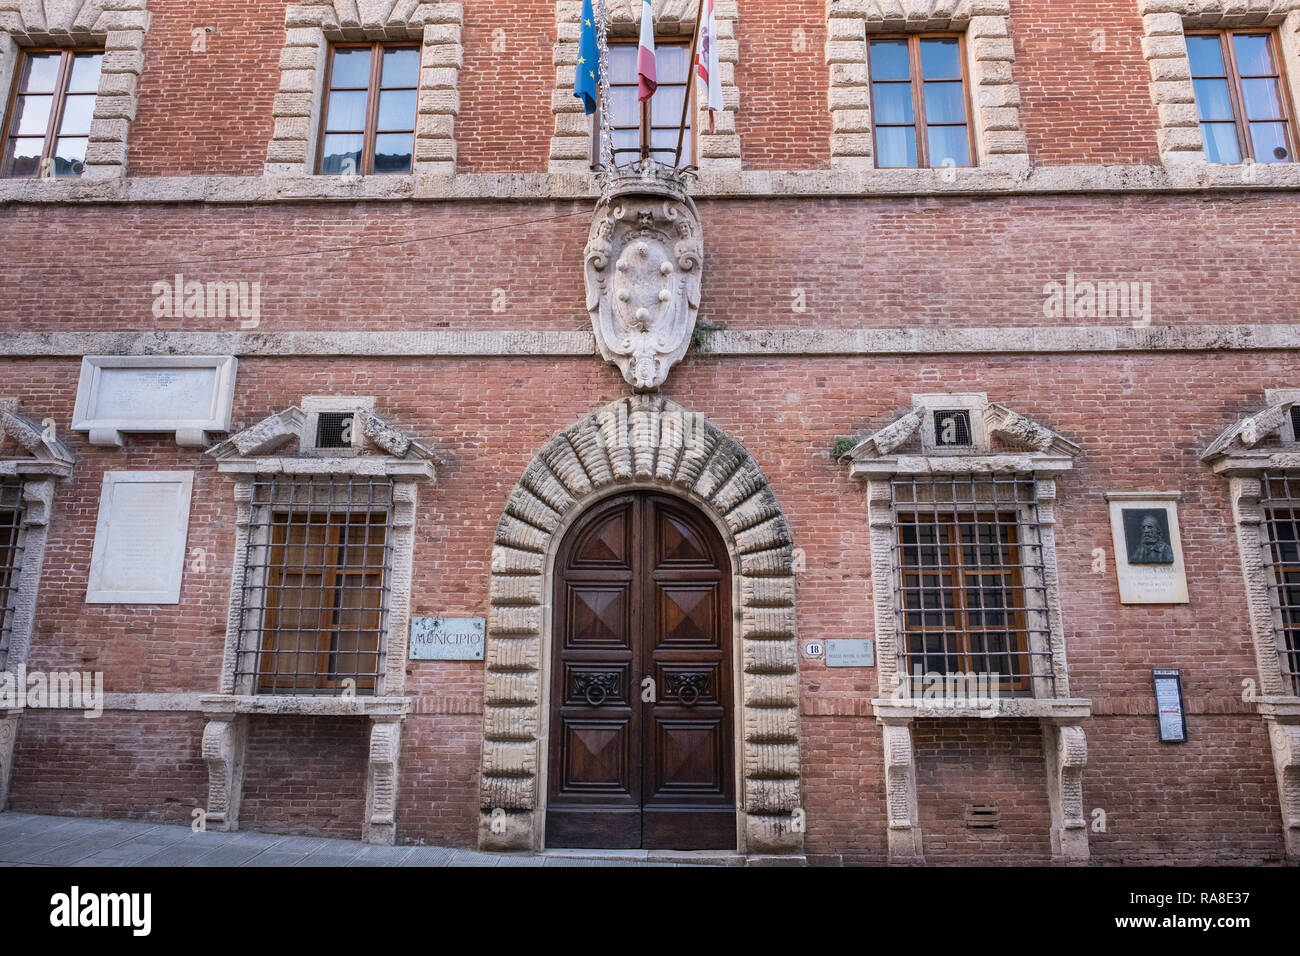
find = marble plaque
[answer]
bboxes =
[1106,492,1188,604]
[409,617,486,660]
[72,355,237,447]
[825,639,875,667]
[86,471,194,604]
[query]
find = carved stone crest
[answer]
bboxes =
[584,163,703,391]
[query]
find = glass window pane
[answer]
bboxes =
[872,83,914,124]
[1232,34,1275,76]
[610,85,639,127]
[869,39,911,80]
[20,53,61,94]
[3,137,44,177]
[1185,34,1225,76]
[924,81,966,124]
[1200,121,1242,163]
[920,38,961,80]
[67,54,103,93]
[325,90,368,131]
[1192,78,1236,121]
[651,84,687,125]
[657,45,690,77]
[1249,122,1292,163]
[330,47,372,87]
[58,93,96,137]
[611,126,639,163]
[52,136,86,177]
[928,125,970,167]
[12,95,53,137]
[372,132,413,173]
[380,47,419,87]
[876,125,917,167]
[377,89,416,131]
[1241,77,1283,121]
[320,132,364,174]
[609,46,637,83]
[649,125,687,161]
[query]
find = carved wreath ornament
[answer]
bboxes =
[584,166,703,391]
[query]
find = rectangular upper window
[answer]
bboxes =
[893,475,1052,698]
[868,35,973,169]
[598,41,693,167]
[1186,30,1296,164]
[1,49,102,178]
[317,43,419,175]
[237,477,394,696]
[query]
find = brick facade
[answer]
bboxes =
[1,0,1299,864]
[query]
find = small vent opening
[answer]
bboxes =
[1290,405,1300,441]
[934,409,973,447]
[316,412,355,450]
[965,804,1001,829]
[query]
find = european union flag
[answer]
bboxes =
[573,0,600,114]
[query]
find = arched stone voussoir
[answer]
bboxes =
[480,396,804,855]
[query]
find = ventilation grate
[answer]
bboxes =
[934,409,973,447]
[1290,405,1300,442]
[965,804,1001,829]
[316,412,355,450]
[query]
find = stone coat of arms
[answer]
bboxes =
[584,166,703,391]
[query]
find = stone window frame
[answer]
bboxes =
[0,0,150,180]
[1139,0,1300,166]
[1201,388,1300,860]
[549,0,742,173]
[200,402,436,845]
[268,1,464,177]
[826,0,1030,171]
[841,394,1090,864]
[0,399,76,811]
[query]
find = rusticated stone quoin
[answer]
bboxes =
[479,395,802,855]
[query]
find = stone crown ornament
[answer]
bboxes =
[584,160,703,391]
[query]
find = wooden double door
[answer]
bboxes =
[546,492,736,850]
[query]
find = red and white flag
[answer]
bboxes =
[694,0,723,131]
[637,0,657,101]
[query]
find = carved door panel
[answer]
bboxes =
[547,493,734,850]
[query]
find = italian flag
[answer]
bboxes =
[637,0,657,101]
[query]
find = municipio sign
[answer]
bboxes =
[410,617,485,661]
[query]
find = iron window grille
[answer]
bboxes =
[1258,472,1300,695]
[0,478,25,672]
[891,474,1055,698]
[235,476,394,696]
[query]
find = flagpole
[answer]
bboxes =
[674,0,707,169]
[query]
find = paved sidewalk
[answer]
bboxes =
[0,811,690,867]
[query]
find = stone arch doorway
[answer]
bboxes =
[478,395,803,856]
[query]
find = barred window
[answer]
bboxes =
[892,474,1053,697]
[236,476,394,696]
[0,478,25,672]
[1259,473,1300,694]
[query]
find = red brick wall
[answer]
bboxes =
[105,0,1202,175]
[3,195,1299,335]
[1,350,1291,859]
[1010,0,1162,166]
[913,719,1053,866]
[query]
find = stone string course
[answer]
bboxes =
[1138,0,1300,165]
[825,0,1030,170]
[0,0,151,179]
[549,0,742,173]
[478,394,802,855]
[268,1,464,175]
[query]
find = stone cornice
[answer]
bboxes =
[5,325,1300,359]
[3,163,1300,206]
